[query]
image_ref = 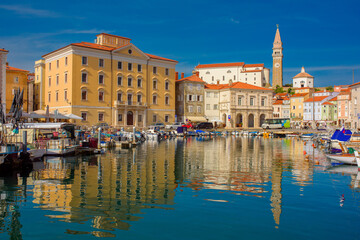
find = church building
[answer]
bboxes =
[272,25,283,88]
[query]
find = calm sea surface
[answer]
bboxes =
[0,137,360,239]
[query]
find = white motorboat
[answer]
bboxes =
[326,153,357,165]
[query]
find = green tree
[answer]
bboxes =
[287,87,295,95]
[326,86,334,92]
[315,88,321,92]
[274,85,285,94]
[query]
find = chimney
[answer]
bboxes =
[6,62,9,66]
[192,70,199,77]
[175,72,178,80]
[181,72,184,79]
[217,80,220,85]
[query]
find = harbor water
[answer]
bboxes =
[0,137,360,239]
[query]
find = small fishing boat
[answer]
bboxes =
[326,153,356,165]
[301,133,314,139]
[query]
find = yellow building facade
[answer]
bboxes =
[6,63,29,113]
[39,33,177,127]
[34,59,45,111]
[290,88,313,122]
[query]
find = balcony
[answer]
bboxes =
[114,101,147,107]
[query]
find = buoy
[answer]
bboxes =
[305,155,309,161]
[315,160,319,164]
[303,151,307,155]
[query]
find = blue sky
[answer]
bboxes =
[0,0,359,87]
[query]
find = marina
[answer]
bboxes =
[0,136,360,239]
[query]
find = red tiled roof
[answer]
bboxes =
[290,93,308,98]
[322,102,333,105]
[276,93,288,96]
[273,100,283,105]
[146,53,178,63]
[228,82,272,90]
[6,66,29,72]
[42,41,177,62]
[71,42,116,51]
[205,82,272,91]
[244,63,264,68]
[96,33,131,40]
[0,48,8,52]
[176,75,205,83]
[330,96,337,101]
[283,96,290,100]
[293,72,313,78]
[205,84,228,90]
[350,81,360,87]
[196,62,245,69]
[304,96,328,103]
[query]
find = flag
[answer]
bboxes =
[342,128,345,134]
[9,89,18,114]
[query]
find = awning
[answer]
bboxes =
[186,116,207,122]
[23,112,48,118]
[49,113,70,119]
[65,113,83,120]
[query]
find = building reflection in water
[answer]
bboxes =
[31,142,176,233]
[175,136,314,227]
[25,137,318,235]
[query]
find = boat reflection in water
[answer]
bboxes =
[31,142,177,235]
[0,137,358,238]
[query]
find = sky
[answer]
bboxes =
[0,0,360,87]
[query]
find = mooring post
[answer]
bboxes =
[133,126,136,144]
[98,127,101,149]
[23,131,27,153]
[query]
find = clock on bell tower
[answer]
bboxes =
[272,24,283,88]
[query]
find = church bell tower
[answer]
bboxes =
[272,24,283,88]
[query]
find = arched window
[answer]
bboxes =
[165,95,169,105]
[153,79,157,90]
[165,81,169,90]
[98,73,104,84]
[152,94,157,104]
[98,90,104,102]
[117,91,122,102]
[81,89,87,101]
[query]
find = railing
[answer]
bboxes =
[114,101,146,107]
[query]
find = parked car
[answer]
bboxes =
[149,122,165,129]
[182,122,194,128]
[194,122,213,129]
[165,122,186,130]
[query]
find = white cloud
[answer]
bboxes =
[230,18,240,24]
[0,4,59,18]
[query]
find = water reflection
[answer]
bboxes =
[0,137,358,238]
[31,142,177,233]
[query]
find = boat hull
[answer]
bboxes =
[326,154,356,165]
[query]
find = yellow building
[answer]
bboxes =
[290,87,313,122]
[6,63,29,113]
[34,59,45,110]
[38,33,178,127]
[0,48,8,110]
